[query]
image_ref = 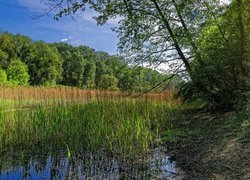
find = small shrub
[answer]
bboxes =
[7,58,30,85]
[0,69,8,85]
[98,74,118,90]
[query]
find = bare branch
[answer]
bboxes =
[134,62,185,97]
[31,0,64,19]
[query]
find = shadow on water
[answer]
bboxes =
[0,147,181,179]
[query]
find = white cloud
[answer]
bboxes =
[40,17,114,35]
[107,16,123,26]
[16,0,118,53]
[60,38,68,42]
[18,0,121,26]
[36,16,117,51]
[79,9,122,26]
[17,0,46,11]
[60,37,73,42]
[79,9,98,23]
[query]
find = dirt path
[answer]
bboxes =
[166,110,250,179]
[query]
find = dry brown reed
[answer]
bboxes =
[0,86,180,108]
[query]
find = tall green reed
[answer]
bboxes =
[0,98,182,157]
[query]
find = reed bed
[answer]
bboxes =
[0,86,179,105]
[0,86,182,157]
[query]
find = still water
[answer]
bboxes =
[0,147,181,179]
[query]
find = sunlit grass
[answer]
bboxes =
[0,86,182,157]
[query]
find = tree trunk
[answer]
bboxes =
[172,0,204,65]
[150,0,192,76]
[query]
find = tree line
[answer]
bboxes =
[44,0,249,109]
[0,32,178,92]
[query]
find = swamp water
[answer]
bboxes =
[0,147,181,179]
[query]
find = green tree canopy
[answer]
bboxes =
[98,74,118,90]
[0,32,180,93]
[178,0,250,108]
[25,41,63,85]
[83,61,96,88]
[7,58,29,86]
[0,68,8,85]
[0,33,15,68]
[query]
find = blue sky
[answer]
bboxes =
[0,0,118,54]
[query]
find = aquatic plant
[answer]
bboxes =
[0,87,182,157]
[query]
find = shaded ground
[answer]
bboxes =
[166,109,250,179]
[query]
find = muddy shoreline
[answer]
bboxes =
[165,110,250,179]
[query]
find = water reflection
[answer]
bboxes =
[0,148,180,179]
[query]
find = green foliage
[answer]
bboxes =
[0,34,15,68]
[0,99,182,156]
[95,60,110,84]
[83,61,96,88]
[240,120,250,143]
[0,69,8,85]
[25,41,62,85]
[13,34,32,60]
[119,69,136,91]
[118,67,168,92]
[238,99,250,143]
[0,32,171,92]
[48,0,249,109]
[63,50,86,86]
[53,43,86,86]
[98,74,118,90]
[0,49,9,69]
[162,128,185,142]
[178,0,250,109]
[7,58,29,85]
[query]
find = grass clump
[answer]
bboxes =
[0,97,183,157]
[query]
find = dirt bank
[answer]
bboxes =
[166,109,250,179]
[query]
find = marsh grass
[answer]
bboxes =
[0,86,182,157]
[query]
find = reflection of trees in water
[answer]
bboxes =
[0,148,180,179]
